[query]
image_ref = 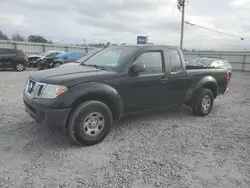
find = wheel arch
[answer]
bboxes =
[65,82,123,129]
[196,76,219,98]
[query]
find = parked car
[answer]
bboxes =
[187,57,232,77]
[28,51,64,67]
[59,49,102,68]
[0,48,29,71]
[23,45,230,146]
[38,51,85,69]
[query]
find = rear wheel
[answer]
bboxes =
[15,63,25,71]
[67,101,113,146]
[192,88,214,116]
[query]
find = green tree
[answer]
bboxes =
[28,35,48,43]
[105,41,111,48]
[0,30,9,40]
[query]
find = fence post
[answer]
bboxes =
[65,46,69,52]
[42,44,45,52]
[86,46,88,54]
[242,55,246,71]
[13,42,17,49]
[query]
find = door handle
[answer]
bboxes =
[160,77,168,83]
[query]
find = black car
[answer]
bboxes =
[0,48,29,71]
[23,45,230,146]
[187,57,232,77]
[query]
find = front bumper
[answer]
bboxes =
[23,92,71,131]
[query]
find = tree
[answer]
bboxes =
[12,33,25,41]
[105,41,111,48]
[0,30,9,40]
[28,35,48,43]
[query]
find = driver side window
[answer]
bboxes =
[133,52,163,75]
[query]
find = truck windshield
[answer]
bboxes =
[82,47,137,70]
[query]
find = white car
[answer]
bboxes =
[28,51,64,67]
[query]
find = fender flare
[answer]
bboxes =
[185,76,219,102]
[69,82,123,121]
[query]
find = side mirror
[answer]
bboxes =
[130,64,146,74]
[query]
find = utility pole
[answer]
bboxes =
[178,0,187,50]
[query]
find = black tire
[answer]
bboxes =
[15,63,25,71]
[53,62,61,68]
[192,88,214,116]
[67,100,113,146]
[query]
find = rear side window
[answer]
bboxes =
[17,50,25,56]
[2,49,16,54]
[0,49,5,54]
[134,52,163,75]
[168,49,182,72]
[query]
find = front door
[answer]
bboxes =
[118,50,170,113]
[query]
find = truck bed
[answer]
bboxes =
[185,68,228,100]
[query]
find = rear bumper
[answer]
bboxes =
[23,92,71,131]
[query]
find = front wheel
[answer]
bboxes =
[53,62,61,68]
[15,63,25,71]
[67,101,113,146]
[192,88,214,116]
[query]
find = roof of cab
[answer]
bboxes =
[118,44,180,49]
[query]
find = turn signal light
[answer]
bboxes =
[56,85,68,96]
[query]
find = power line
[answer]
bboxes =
[185,21,244,40]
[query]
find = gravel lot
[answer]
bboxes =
[0,70,250,188]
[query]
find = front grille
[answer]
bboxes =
[25,78,46,97]
[27,80,36,93]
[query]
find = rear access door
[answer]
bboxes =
[163,47,187,106]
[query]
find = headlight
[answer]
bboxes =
[39,84,68,99]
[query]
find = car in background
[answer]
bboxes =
[38,51,85,69]
[0,48,29,71]
[187,57,232,77]
[59,49,102,68]
[28,51,64,67]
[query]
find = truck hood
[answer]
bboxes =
[29,64,117,87]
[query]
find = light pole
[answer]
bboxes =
[178,0,186,50]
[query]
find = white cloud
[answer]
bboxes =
[0,0,249,50]
[0,13,29,28]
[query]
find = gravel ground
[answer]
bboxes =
[0,69,250,188]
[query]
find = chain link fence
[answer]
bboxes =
[183,51,250,71]
[1,40,249,71]
[0,40,98,55]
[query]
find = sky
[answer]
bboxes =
[0,0,250,50]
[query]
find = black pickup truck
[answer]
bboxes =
[23,45,230,146]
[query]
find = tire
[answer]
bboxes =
[53,62,61,68]
[15,63,25,71]
[192,88,214,116]
[67,100,113,146]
